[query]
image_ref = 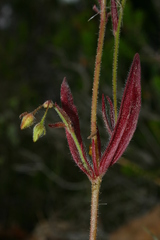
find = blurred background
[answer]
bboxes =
[0,0,160,239]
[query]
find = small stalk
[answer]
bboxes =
[89,177,102,240]
[112,0,126,122]
[32,104,43,115]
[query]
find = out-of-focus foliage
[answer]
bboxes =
[0,0,160,237]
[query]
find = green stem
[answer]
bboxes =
[89,177,102,240]
[112,0,126,122]
[41,107,49,124]
[91,0,107,138]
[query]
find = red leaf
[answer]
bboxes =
[60,78,93,177]
[61,78,82,145]
[99,53,141,175]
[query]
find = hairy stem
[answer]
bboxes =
[91,0,107,138]
[89,177,102,240]
[89,2,106,237]
[112,0,126,122]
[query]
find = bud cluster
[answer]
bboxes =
[19,100,53,142]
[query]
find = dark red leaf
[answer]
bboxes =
[99,53,141,175]
[60,78,94,178]
[61,78,82,145]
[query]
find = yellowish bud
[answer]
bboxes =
[43,100,54,109]
[33,122,46,142]
[20,113,35,130]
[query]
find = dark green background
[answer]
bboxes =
[0,0,160,239]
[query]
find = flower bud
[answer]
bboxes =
[43,100,54,109]
[33,122,46,142]
[20,113,35,130]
